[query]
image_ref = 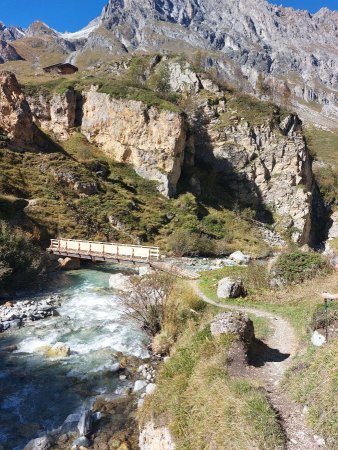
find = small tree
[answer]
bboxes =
[120,272,176,336]
[256,73,271,98]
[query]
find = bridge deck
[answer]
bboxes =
[47,239,160,265]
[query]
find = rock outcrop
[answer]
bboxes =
[81,87,186,196]
[191,96,315,243]
[3,1,338,127]
[0,71,39,148]
[0,40,23,63]
[28,88,77,140]
[325,210,338,258]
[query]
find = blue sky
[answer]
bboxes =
[0,0,336,32]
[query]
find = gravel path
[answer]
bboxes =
[191,281,326,450]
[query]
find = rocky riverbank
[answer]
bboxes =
[0,295,61,333]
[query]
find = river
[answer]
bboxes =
[0,265,149,450]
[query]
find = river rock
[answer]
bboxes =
[217,277,246,299]
[71,436,91,450]
[109,273,132,291]
[46,342,70,358]
[24,436,51,450]
[145,383,156,396]
[133,380,147,392]
[229,251,251,265]
[77,410,93,436]
[210,312,254,344]
[59,257,81,270]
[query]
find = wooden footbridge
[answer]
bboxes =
[47,239,199,278]
[48,239,160,264]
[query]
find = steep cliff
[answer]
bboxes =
[28,87,77,140]
[81,87,186,197]
[21,66,320,244]
[0,71,39,149]
[189,95,315,243]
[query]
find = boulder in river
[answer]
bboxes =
[78,410,93,437]
[109,273,132,291]
[217,277,246,299]
[23,436,51,450]
[59,257,81,270]
[229,251,251,265]
[46,342,70,358]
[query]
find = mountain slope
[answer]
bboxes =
[1,1,338,128]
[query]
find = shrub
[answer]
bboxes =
[120,272,176,337]
[274,250,329,284]
[0,222,42,285]
[167,229,215,257]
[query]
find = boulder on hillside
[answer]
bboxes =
[210,311,254,344]
[217,277,246,299]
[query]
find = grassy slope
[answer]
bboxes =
[0,132,268,256]
[198,266,338,446]
[305,126,338,210]
[140,283,284,450]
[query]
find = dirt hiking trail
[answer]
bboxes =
[191,281,326,450]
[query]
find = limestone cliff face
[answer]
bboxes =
[81,87,186,197]
[191,98,315,244]
[28,88,77,140]
[0,71,37,148]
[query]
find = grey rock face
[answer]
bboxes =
[217,277,246,299]
[0,22,25,42]
[0,40,23,63]
[95,0,338,128]
[2,2,338,124]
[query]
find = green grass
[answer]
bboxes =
[286,341,338,447]
[305,126,338,167]
[22,74,181,113]
[198,267,338,446]
[217,93,289,128]
[305,126,338,208]
[0,133,270,255]
[140,288,284,449]
[198,266,336,337]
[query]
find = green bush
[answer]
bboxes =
[167,229,215,257]
[0,222,42,285]
[274,250,329,284]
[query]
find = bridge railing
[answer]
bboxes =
[49,239,160,261]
